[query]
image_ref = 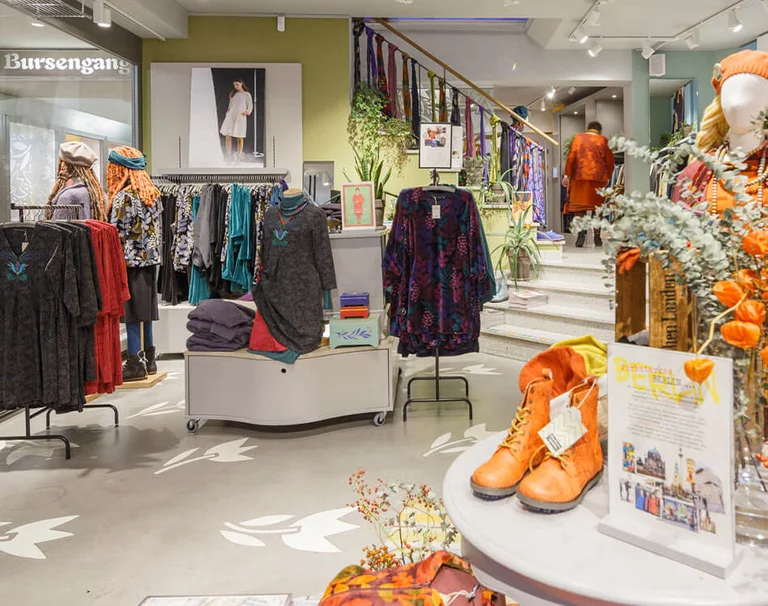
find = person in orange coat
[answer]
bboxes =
[563,121,615,247]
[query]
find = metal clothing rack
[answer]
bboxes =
[402,169,473,422]
[152,169,288,185]
[0,206,119,459]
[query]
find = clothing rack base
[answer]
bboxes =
[115,371,167,390]
[402,350,473,422]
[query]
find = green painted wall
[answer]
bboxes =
[142,16,353,185]
[650,95,672,148]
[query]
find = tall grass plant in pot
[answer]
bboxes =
[492,206,541,290]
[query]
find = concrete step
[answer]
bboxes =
[538,258,606,285]
[521,278,613,311]
[484,301,615,342]
[480,325,572,362]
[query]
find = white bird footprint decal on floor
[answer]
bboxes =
[155,438,257,475]
[221,508,358,553]
[0,516,78,559]
[423,423,500,457]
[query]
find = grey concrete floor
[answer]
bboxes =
[0,353,522,606]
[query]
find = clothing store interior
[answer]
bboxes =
[2,0,768,604]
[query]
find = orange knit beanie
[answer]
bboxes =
[712,50,768,94]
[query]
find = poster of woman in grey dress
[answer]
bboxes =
[189,67,266,167]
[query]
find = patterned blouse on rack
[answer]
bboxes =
[110,189,163,267]
[383,186,494,357]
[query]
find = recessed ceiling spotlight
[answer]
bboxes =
[685,29,700,50]
[30,19,45,27]
[641,38,655,60]
[93,0,112,27]
[588,41,603,58]
[574,111,579,115]
[394,0,414,4]
[504,0,521,5]
[574,26,589,44]
[540,99,546,112]
[728,9,743,33]
[611,94,618,99]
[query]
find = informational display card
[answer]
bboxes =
[599,343,741,578]
[451,125,464,171]
[419,123,452,169]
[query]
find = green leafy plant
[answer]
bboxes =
[491,205,541,289]
[346,87,413,200]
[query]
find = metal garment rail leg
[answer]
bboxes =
[0,405,72,460]
[45,403,119,430]
[402,350,473,422]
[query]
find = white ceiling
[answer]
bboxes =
[650,78,691,95]
[0,3,93,48]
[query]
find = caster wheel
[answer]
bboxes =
[373,412,387,427]
[186,419,199,433]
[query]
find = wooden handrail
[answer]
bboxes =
[372,17,559,147]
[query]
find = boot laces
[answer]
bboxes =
[528,444,572,473]
[500,407,532,452]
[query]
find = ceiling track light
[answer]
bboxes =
[573,26,588,44]
[30,19,45,27]
[547,87,556,100]
[586,5,601,27]
[641,39,655,60]
[685,29,700,50]
[728,9,743,33]
[93,0,112,28]
[394,0,414,4]
[588,41,603,58]
[540,99,547,112]
[568,86,576,95]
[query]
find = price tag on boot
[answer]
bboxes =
[538,407,587,457]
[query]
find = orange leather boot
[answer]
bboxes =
[470,373,553,500]
[517,378,603,513]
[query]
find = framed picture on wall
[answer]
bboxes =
[341,182,375,230]
[419,123,452,169]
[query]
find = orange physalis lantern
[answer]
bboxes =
[736,269,759,292]
[684,358,715,384]
[742,231,768,256]
[721,320,761,349]
[735,300,767,325]
[713,280,745,308]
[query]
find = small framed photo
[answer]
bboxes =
[419,123,452,169]
[341,182,375,230]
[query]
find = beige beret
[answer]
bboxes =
[60,141,98,167]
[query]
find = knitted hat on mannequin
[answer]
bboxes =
[712,49,768,93]
[60,141,98,167]
[107,145,160,209]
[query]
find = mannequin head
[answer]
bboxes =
[697,50,768,153]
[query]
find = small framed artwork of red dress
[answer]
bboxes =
[341,182,375,230]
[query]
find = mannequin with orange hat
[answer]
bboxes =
[683,50,768,215]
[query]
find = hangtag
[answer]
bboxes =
[538,407,587,457]
[432,204,441,220]
[21,232,28,253]
[549,391,569,419]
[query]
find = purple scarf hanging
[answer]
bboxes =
[366,28,376,87]
[387,43,400,118]
[479,106,488,182]
[465,98,476,158]
[376,35,389,104]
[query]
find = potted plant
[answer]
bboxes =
[346,87,413,226]
[492,205,541,289]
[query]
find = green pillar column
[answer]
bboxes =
[625,51,651,195]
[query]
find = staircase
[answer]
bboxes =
[480,248,615,362]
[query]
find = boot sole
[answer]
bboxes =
[123,375,148,382]
[470,477,523,501]
[517,469,603,514]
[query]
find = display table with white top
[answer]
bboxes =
[443,434,768,606]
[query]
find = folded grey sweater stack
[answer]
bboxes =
[186,299,255,352]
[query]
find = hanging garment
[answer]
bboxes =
[383,187,494,358]
[387,43,400,118]
[439,78,447,122]
[450,87,461,126]
[253,203,337,354]
[189,195,212,306]
[530,146,546,224]
[110,189,163,268]
[158,191,189,305]
[402,54,411,125]
[510,132,527,191]
[376,35,388,103]
[366,27,376,87]
[172,186,195,271]
[352,19,365,93]
[464,98,476,158]
[489,115,501,183]
[479,107,488,182]
[410,59,420,141]
[500,121,511,183]
[428,70,438,121]
[222,183,253,293]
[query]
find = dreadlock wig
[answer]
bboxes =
[107,145,160,211]
[47,159,108,221]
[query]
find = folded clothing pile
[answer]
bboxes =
[187,299,256,352]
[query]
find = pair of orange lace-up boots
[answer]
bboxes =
[471,347,604,513]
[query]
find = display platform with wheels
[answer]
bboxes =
[185,338,398,431]
[443,434,768,606]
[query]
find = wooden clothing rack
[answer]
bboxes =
[0,207,119,459]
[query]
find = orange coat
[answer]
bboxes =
[565,131,615,214]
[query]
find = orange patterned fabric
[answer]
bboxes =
[565,131,615,214]
[321,551,500,606]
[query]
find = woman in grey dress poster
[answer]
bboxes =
[219,78,253,164]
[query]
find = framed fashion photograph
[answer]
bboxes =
[188,66,266,167]
[341,182,375,230]
[419,123,452,169]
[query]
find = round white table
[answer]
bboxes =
[443,434,768,606]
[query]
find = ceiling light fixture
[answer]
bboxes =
[93,0,112,28]
[504,0,521,5]
[394,0,414,4]
[728,9,743,33]
[574,111,579,115]
[574,26,589,44]
[641,39,655,60]
[540,99,546,112]
[277,15,285,32]
[547,87,556,100]
[30,19,45,27]
[685,29,700,49]
[586,5,601,27]
[612,94,618,98]
[568,87,576,95]
[588,41,603,58]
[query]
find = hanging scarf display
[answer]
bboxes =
[439,78,447,122]
[375,35,389,103]
[450,88,461,126]
[530,145,546,224]
[500,121,512,184]
[366,28,376,87]
[402,54,412,125]
[428,70,438,121]
[489,114,501,183]
[479,107,488,183]
[387,43,400,118]
[411,59,420,141]
[353,19,365,93]
[464,98,476,158]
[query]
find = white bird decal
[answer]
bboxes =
[0,516,79,560]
